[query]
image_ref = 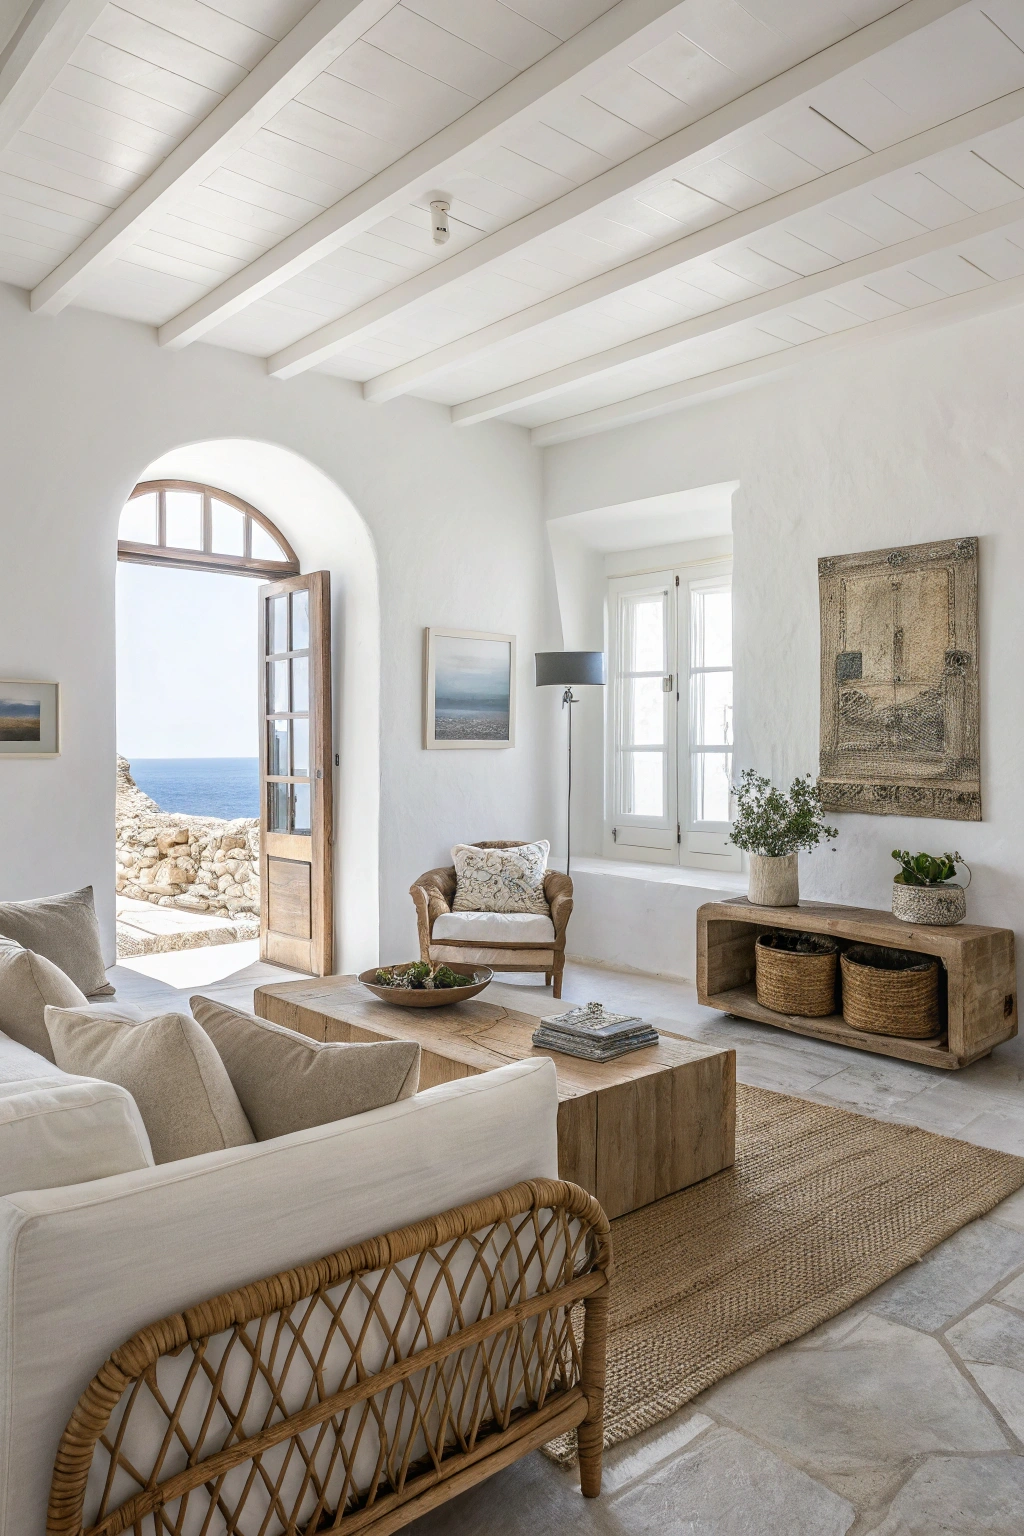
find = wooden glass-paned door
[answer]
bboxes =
[259,571,333,974]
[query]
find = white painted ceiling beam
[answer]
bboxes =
[266,0,973,380]
[29,0,400,315]
[156,0,713,349]
[365,86,1024,404]
[0,0,107,153]
[450,195,1024,425]
[528,271,1024,446]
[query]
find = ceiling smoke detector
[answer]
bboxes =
[430,199,451,245]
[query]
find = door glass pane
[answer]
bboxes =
[269,719,289,775]
[292,717,309,775]
[693,752,732,823]
[269,660,289,713]
[291,656,309,713]
[691,670,733,747]
[624,751,664,817]
[269,781,290,832]
[627,596,665,673]
[251,521,284,562]
[164,490,203,550]
[693,588,732,667]
[120,493,156,544]
[292,782,311,835]
[628,676,665,746]
[211,500,244,555]
[291,589,309,650]
[268,595,287,656]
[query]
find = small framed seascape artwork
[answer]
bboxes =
[424,629,516,749]
[0,680,60,757]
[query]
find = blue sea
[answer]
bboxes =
[129,758,259,820]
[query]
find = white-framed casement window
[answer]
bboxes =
[606,560,738,871]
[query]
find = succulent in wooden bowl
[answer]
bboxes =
[358,961,494,1007]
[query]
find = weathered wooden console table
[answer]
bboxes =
[697,898,1017,1070]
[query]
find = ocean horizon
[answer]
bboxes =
[127,757,259,820]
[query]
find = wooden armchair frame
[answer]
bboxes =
[47,1179,610,1536]
[411,842,573,999]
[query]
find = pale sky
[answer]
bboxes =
[116,563,259,758]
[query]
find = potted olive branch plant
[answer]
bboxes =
[891,849,970,926]
[729,769,838,906]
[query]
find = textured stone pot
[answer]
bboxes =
[892,879,966,926]
[748,852,799,907]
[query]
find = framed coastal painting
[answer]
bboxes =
[424,629,516,749]
[0,680,60,757]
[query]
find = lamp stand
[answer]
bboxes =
[562,686,576,877]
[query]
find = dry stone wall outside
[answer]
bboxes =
[116,756,259,917]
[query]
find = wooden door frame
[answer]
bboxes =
[258,571,334,975]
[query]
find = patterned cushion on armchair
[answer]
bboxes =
[452,840,550,915]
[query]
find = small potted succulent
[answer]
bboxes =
[891,850,970,926]
[730,770,838,906]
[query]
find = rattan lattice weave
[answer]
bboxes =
[47,1179,611,1536]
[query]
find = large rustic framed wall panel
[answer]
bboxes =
[818,537,980,821]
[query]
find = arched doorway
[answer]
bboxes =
[116,440,380,978]
[116,477,334,975]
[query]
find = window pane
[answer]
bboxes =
[627,595,665,673]
[269,659,289,713]
[292,717,309,775]
[291,589,309,650]
[268,781,290,832]
[691,670,733,747]
[623,751,664,817]
[211,500,244,556]
[268,595,287,656]
[269,719,288,775]
[120,493,156,544]
[693,588,732,667]
[292,782,311,835]
[628,676,665,746]
[164,490,203,550]
[291,656,309,713]
[251,521,284,562]
[693,752,732,823]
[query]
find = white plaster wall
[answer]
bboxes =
[0,283,558,967]
[543,305,1024,945]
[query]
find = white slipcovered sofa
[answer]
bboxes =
[0,1028,610,1536]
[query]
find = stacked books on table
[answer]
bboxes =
[532,1001,659,1062]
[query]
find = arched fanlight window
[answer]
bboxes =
[118,481,299,578]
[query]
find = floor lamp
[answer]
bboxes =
[535,651,606,877]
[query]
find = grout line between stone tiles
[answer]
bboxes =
[690,1405,869,1507]
[933,1331,1024,1453]
[935,1255,1024,1335]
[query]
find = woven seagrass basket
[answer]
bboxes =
[840,944,940,1039]
[755,932,838,1017]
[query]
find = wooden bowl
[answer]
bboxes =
[358,964,493,1008]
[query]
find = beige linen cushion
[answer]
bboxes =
[0,938,88,1058]
[44,1006,255,1164]
[190,995,421,1141]
[452,841,550,915]
[0,886,113,996]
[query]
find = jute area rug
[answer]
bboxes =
[547,1083,1024,1466]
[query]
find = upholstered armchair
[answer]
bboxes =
[411,841,573,998]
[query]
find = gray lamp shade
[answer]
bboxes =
[535,650,606,687]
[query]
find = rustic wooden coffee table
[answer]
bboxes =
[255,977,736,1220]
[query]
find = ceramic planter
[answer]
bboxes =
[748,852,799,907]
[892,880,966,926]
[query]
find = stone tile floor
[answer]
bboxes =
[109,950,1024,1534]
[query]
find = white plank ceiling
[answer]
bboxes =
[5,0,1024,440]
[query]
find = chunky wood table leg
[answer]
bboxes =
[578,1287,609,1497]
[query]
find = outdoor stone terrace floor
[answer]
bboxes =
[111,948,1024,1535]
